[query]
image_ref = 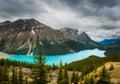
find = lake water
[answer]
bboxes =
[7,48,105,65]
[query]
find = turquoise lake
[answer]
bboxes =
[7,49,105,65]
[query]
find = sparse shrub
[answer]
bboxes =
[109,65,114,71]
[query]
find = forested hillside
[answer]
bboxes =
[0,51,120,84]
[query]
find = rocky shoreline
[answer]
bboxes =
[0,52,11,59]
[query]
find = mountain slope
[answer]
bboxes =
[99,38,120,46]
[81,62,120,84]
[87,62,120,84]
[98,38,120,57]
[0,19,98,55]
[67,54,120,73]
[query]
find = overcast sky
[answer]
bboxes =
[0,0,120,41]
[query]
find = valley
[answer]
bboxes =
[7,48,105,65]
[0,19,120,84]
[0,0,120,84]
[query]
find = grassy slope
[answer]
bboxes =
[86,62,120,84]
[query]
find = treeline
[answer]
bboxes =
[0,58,52,70]
[0,58,33,84]
[67,54,120,74]
[0,50,53,84]
[0,64,28,84]
[57,61,80,84]
[0,50,120,84]
[0,66,9,84]
[104,46,120,56]
[65,54,119,84]
[0,59,34,69]
[56,58,113,84]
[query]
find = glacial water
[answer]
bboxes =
[7,49,105,65]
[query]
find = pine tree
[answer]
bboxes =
[109,65,114,71]
[57,60,63,84]
[63,63,69,84]
[52,63,57,71]
[11,65,18,84]
[89,75,94,84]
[25,76,28,84]
[74,72,79,84]
[11,65,15,84]
[18,66,23,84]
[60,60,63,68]
[0,66,2,82]
[0,66,9,83]
[80,71,85,82]
[32,50,47,84]
[96,66,111,84]
[63,63,67,78]
[71,70,75,83]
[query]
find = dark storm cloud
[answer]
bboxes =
[60,0,119,6]
[0,0,120,41]
[59,0,120,20]
[0,0,46,19]
[89,0,120,7]
[59,0,83,7]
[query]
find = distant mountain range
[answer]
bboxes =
[99,38,120,46]
[98,38,120,57]
[0,19,100,55]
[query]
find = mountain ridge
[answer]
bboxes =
[0,18,99,55]
[99,38,120,46]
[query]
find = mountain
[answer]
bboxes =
[99,38,120,46]
[98,38,120,57]
[0,19,98,55]
[61,28,92,43]
[60,28,98,47]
